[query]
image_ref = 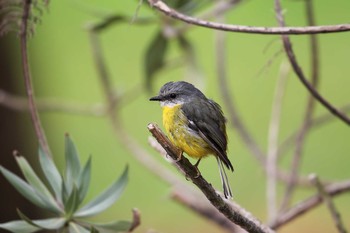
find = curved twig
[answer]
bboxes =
[274,0,350,126]
[20,0,51,157]
[148,0,350,35]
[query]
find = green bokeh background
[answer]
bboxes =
[2,0,350,232]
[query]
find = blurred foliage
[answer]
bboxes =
[0,135,132,233]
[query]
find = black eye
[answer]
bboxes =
[169,93,177,99]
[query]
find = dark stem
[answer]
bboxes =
[279,0,320,211]
[20,0,51,157]
[274,0,350,126]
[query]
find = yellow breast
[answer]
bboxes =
[162,105,211,158]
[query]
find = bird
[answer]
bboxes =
[149,81,234,198]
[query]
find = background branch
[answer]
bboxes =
[19,0,51,157]
[274,0,350,126]
[148,0,350,35]
[309,174,348,233]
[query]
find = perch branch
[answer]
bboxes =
[148,123,274,233]
[148,0,350,35]
[309,174,348,233]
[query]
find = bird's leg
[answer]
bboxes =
[193,158,202,178]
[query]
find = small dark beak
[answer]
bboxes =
[149,95,162,101]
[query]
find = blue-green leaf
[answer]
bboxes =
[75,166,128,217]
[0,165,58,212]
[38,146,63,202]
[64,185,80,218]
[85,219,131,232]
[15,156,61,214]
[65,135,81,193]
[68,222,90,233]
[17,209,66,230]
[0,220,40,233]
[77,156,92,203]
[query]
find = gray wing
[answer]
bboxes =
[182,98,234,171]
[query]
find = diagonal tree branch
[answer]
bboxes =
[148,123,274,233]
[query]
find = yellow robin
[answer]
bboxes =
[150,81,234,198]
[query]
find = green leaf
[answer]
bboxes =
[75,166,128,218]
[0,220,40,233]
[88,220,132,232]
[15,155,61,214]
[144,31,168,91]
[17,209,65,230]
[64,185,80,218]
[65,135,81,193]
[68,222,90,233]
[0,165,58,212]
[39,146,63,202]
[77,156,92,203]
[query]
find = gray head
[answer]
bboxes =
[149,81,206,107]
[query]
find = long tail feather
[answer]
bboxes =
[216,157,233,199]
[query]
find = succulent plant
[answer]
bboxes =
[0,135,135,233]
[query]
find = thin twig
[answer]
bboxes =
[0,89,106,116]
[278,103,350,159]
[20,0,51,157]
[148,123,274,233]
[274,0,350,126]
[309,174,348,233]
[271,179,350,229]
[266,61,289,222]
[147,0,350,35]
[279,0,321,211]
[171,188,242,233]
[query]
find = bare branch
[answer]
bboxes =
[274,0,350,126]
[309,174,348,233]
[266,61,289,222]
[172,188,242,233]
[0,89,106,116]
[279,0,321,211]
[20,0,51,157]
[147,0,350,35]
[271,180,350,229]
[148,123,274,233]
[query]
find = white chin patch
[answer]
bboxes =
[160,100,183,107]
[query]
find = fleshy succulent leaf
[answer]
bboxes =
[68,222,90,233]
[15,155,61,214]
[17,209,66,230]
[65,135,81,193]
[38,146,63,202]
[74,166,128,218]
[64,185,80,218]
[77,156,92,203]
[0,220,41,233]
[0,165,58,212]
